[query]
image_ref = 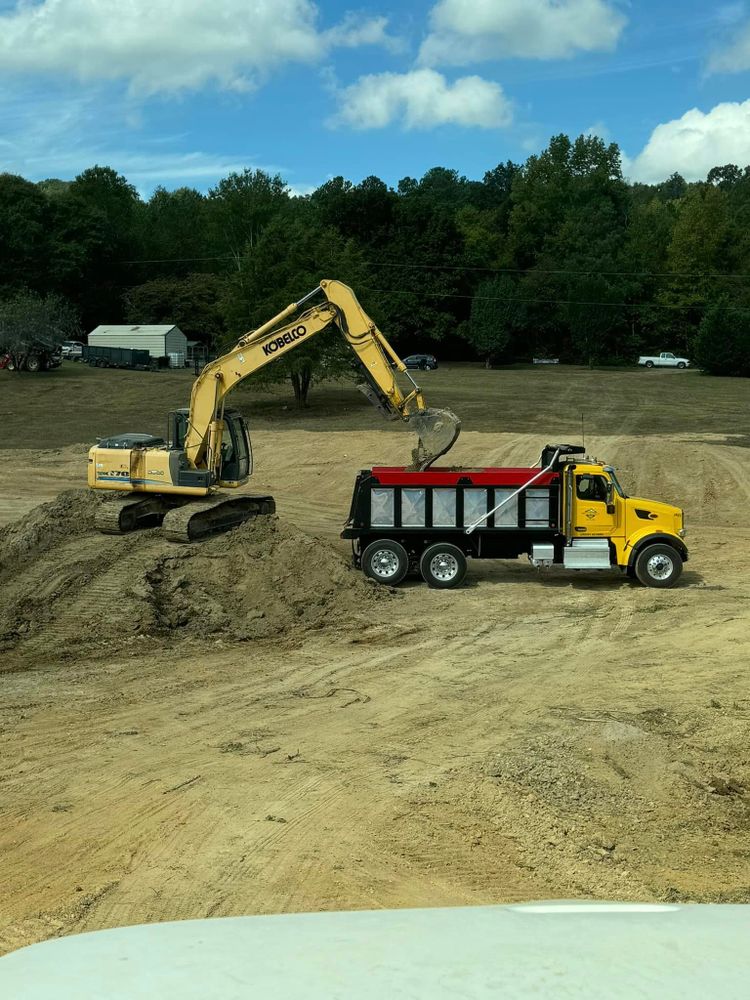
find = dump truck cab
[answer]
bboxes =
[557,454,686,582]
[343,444,688,589]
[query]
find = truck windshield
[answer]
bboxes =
[606,468,628,498]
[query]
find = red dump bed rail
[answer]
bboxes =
[370,467,559,487]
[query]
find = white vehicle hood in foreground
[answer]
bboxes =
[1,901,748,999]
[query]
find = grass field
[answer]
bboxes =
[1,360,749,955]
[2,360,749,448]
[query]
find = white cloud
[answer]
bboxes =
[324,14,405,54]
[0,84,291,192]
[707,18,750,72]
[0,0,394,95]
[627,101,750,183]
[714,3,746,26]
[330,69,512,130]
[419,0,626,65]
[584,121,611,141]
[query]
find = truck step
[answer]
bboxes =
[563,538,612,570]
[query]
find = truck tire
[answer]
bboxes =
[645,360,654,368]
[634,543,682,588]
[420,543,467,589]
[362,539,409,586]
[6,358,16,371]
[677,362,686,369]
[25,355,41,373]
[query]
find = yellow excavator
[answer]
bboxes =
[88,279,461,541]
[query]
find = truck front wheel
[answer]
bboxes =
[634,544,683,588]
[420,543,467,589]
[25,355,41,372]
[362,539,409,586]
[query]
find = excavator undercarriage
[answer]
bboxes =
[94,493,276,541]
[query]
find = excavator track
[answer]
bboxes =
[161,494,276,543]
[94,496,173,535]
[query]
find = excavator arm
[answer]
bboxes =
[184,280,460,473]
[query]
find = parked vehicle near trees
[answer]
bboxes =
[638,353,690,369]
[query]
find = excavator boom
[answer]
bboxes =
[184,280,460,471]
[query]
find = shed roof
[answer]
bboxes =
[89,325,182,336]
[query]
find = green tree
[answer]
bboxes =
[0,291,80,369]
[67,166,145,326]
[140,187,211,277]
[207,169,288,272]
[0,174,50,293]
[620,196,677,351]
[659,185,733,351]
[505,134,630,362]
[123,273,227,346]
[694,300,750,376]
[464,276,524,365]
[221,205,369,406]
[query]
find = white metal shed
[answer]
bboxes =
[87,325,188,359]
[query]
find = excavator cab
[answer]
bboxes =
[216,410,252,487]
[167,407,252,487]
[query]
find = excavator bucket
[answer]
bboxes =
[408,407,462,470]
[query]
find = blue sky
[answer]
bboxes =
[2,0,750,194]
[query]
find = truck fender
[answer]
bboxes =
[625,531,688,570]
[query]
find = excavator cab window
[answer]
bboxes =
[168,408,190,450]
[219,410,252,484]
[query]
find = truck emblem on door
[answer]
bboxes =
[585,508,597,519]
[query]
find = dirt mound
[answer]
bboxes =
[0,489,103,574]
[0,491,389,665]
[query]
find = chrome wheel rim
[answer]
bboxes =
[647,552,673,580]
[371,549,400,579]
[430,552,459,581]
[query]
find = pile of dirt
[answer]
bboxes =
[0,489,103,574]
[0,491,389,665]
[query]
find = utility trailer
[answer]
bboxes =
[342,444,688,589]
[82,345,154,370]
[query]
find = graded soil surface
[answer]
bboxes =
[1,363,749,955]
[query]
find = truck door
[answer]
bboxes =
[572,473,617,538]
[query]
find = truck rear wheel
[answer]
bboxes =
[634,544,682,588]
[420,543,467,589]
[645,360,654,368]
[362,539,409,586]
[25,355,41,373]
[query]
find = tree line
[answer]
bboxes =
[2,133,750,401]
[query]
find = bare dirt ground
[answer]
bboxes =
[1,363,749,955]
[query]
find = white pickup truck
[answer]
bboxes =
[638,352,690,369]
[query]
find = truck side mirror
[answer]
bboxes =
[606,481,616,515]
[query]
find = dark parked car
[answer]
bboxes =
[403,353,438,371]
